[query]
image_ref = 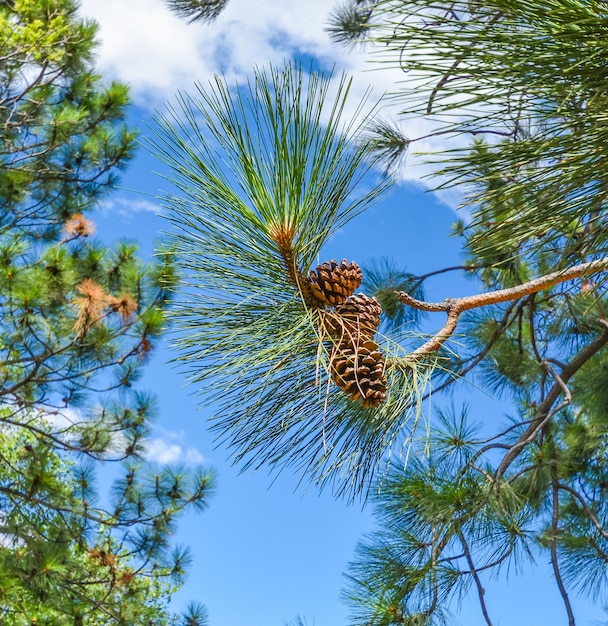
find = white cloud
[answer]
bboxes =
[144,429,205,465]
[184,447,205,464]
[79,0,351,106]
[145,438,183,464]
[78,0,470,208]
[39,406,85,431]
[99,197,162,218]
[78,0,419,120]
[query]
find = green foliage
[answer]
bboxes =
[165,0,228,23]
[162,0,608,623]
[344,410,536,626]
[1,0,136,241]
[327,0,376,47]
[153,63,433,499]
[362,258,426,332]
[0,424,213,625]
[0,1,212,622]
[346,398,608,624]
[322,1,608,623]
[331,0,608,262]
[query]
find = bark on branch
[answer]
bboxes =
[494,321,608,481]
[397,258,608,362]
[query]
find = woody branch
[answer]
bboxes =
[397,258,608,362]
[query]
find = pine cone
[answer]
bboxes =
[324,293,382,341]
[307,259,363,307]
[330,339,387,408]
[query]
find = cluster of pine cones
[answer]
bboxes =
[305,260,387,408]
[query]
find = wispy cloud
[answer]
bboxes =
[98,197,162,217]
[38,406,85,431]
[80,0,348,106]
[79,0,468,207]
[144,428,205,465]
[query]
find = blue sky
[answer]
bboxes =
[79,2,606,625]
[93,134,464,626]
[94,153,606,626]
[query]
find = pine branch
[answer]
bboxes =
[550,463,576,626]
[398,258,608,363]
[426,11,503,115]
[457,530,494,626]
[495,319,608,481]
[402,299,523,410]
[556,483,608,542]
[165,0,228,23]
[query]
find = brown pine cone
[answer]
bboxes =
[307,259,363,307]
[330,340,387,408]
[324,293,382,341]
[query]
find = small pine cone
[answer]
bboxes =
[325,294,382,341]
[330,340,387,408]
[307,259,362,307]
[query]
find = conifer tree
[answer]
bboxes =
[0,1,212,622]
[155,1,608,622]
[324,2,608,623]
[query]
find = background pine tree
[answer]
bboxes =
[0,1,213,623]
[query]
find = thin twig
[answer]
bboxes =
[557,482,608,541]
[495,323,608,481]
[457,530,495,626]
[403,299,522,407]
[550,463,576,626]
[410,264,485,287]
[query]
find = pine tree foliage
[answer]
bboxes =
[0,1,213,622]
[329,0,608,262]
[157,0,608,621]
[0,423,211,625]
[344,410,536,626]
[165,0,228,23]
[327,0,376,47]
[162,0,608,626]
[152,63,436,499]
[0,0,135,240]
[361,258,426,332]
[320,1,608,623]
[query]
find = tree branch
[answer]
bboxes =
[457,530,495,626]
[551,463,576,626]
[557,482,608,541]
[495,320,608,481]
[397,258,608,362]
